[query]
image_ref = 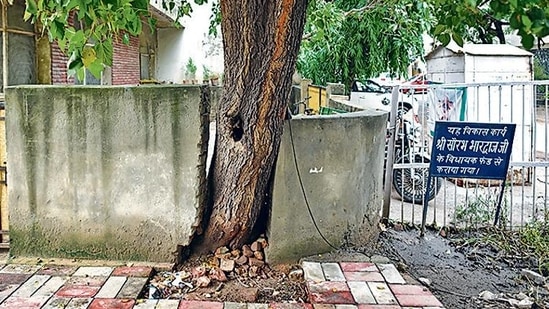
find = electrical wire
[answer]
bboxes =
[286,113,339,250]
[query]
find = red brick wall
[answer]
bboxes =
[112,34,140,85]
[51,42,72,85]
[50,33,140,85]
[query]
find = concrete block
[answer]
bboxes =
[378,264,406,284]
[11,274,50,297]
[367,282,398,305]
[6,85,209,262]
[116,277,147,298]
[321,263,345,281]
[267,111,387,263]
[302,261,325,282]
[95,276,127,298]
[73,267,113,277]
[347,281,375,304]
[42,297,71,309]
[155,299,180,309]
[33,276,67,297]
[65,298,93,309]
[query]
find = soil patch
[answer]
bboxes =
[373,226,549,308]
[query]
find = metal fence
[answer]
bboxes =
[388,81,549,229]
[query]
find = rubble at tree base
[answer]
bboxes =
[147,236,306,302]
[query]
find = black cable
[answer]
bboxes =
[286,114,339,250]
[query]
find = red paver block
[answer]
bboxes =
[0,273,31,285]
[112,266,153,277]
[394,294,443,307]
[389,284,432,295]
[88,298,135,309]
[343,271,384,282]
[308,281,350,293]
[268,304,314,308]
[340,262,378,272]
[55,285,101,298]
[0,296,49,308]
[36,265,78,276]
[179,300,223,308]
[357,305,401,309]
[309,290,355,304]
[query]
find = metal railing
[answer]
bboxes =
[387,81,549,229]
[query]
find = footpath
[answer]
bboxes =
[0,257,445,309]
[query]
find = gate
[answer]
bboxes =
[387,81,549,229]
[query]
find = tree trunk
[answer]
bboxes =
[197,0,309,253]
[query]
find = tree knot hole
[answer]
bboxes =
[230,115,244,142]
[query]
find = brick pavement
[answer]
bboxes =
[0,261,445,308]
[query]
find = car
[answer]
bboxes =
[400,74,433,94]
[349,79,419,122]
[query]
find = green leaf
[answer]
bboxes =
[122,33,130,44]
[521,33,534,50]
[76,67,85,82]
[452,33,464,47]
[68,57,83,70]
[522,15,533,29]
[433,24,445,35]
[439,33,451,46]
[87,60,104,79]
[131,0,148,10]
[26,0,38,14]
[510,12,521,29]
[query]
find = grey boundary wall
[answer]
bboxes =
[267,110,387,263]
[6,85,209,262]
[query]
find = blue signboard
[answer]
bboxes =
[429,121,516,180]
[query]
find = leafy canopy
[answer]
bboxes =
[25,0,549,83]
[297,0,431,87]
[428,0,549,49]
[25,0,209,80]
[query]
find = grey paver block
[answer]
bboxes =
[0,285,18,303]
[224,302,247,309]
[155,299,180,309]
[116,277,148,298]
[11,274,50,297]
[302,261,325,282]
[313,305,336,309]
[133,299,159,309]
[72,266,113,277]
[378,264,406,284]
[95,276,127,298]
[322,263,346,282]
[33,276,67,297]
[65,297,93,309]
[0,264,41,274]
[347,281,375,304]
[370,255,390,264]
[334,305,358,309]
[42,297,71,309]
[367,282,398,305]
[247,304,268,309]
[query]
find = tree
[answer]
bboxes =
[298,0,431,87]
[26,0,309,253]
[428,0,549,50]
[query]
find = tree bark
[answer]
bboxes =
[197,0,309,252]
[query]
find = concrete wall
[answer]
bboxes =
[6,85,209,262]
[267,110,387,263]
